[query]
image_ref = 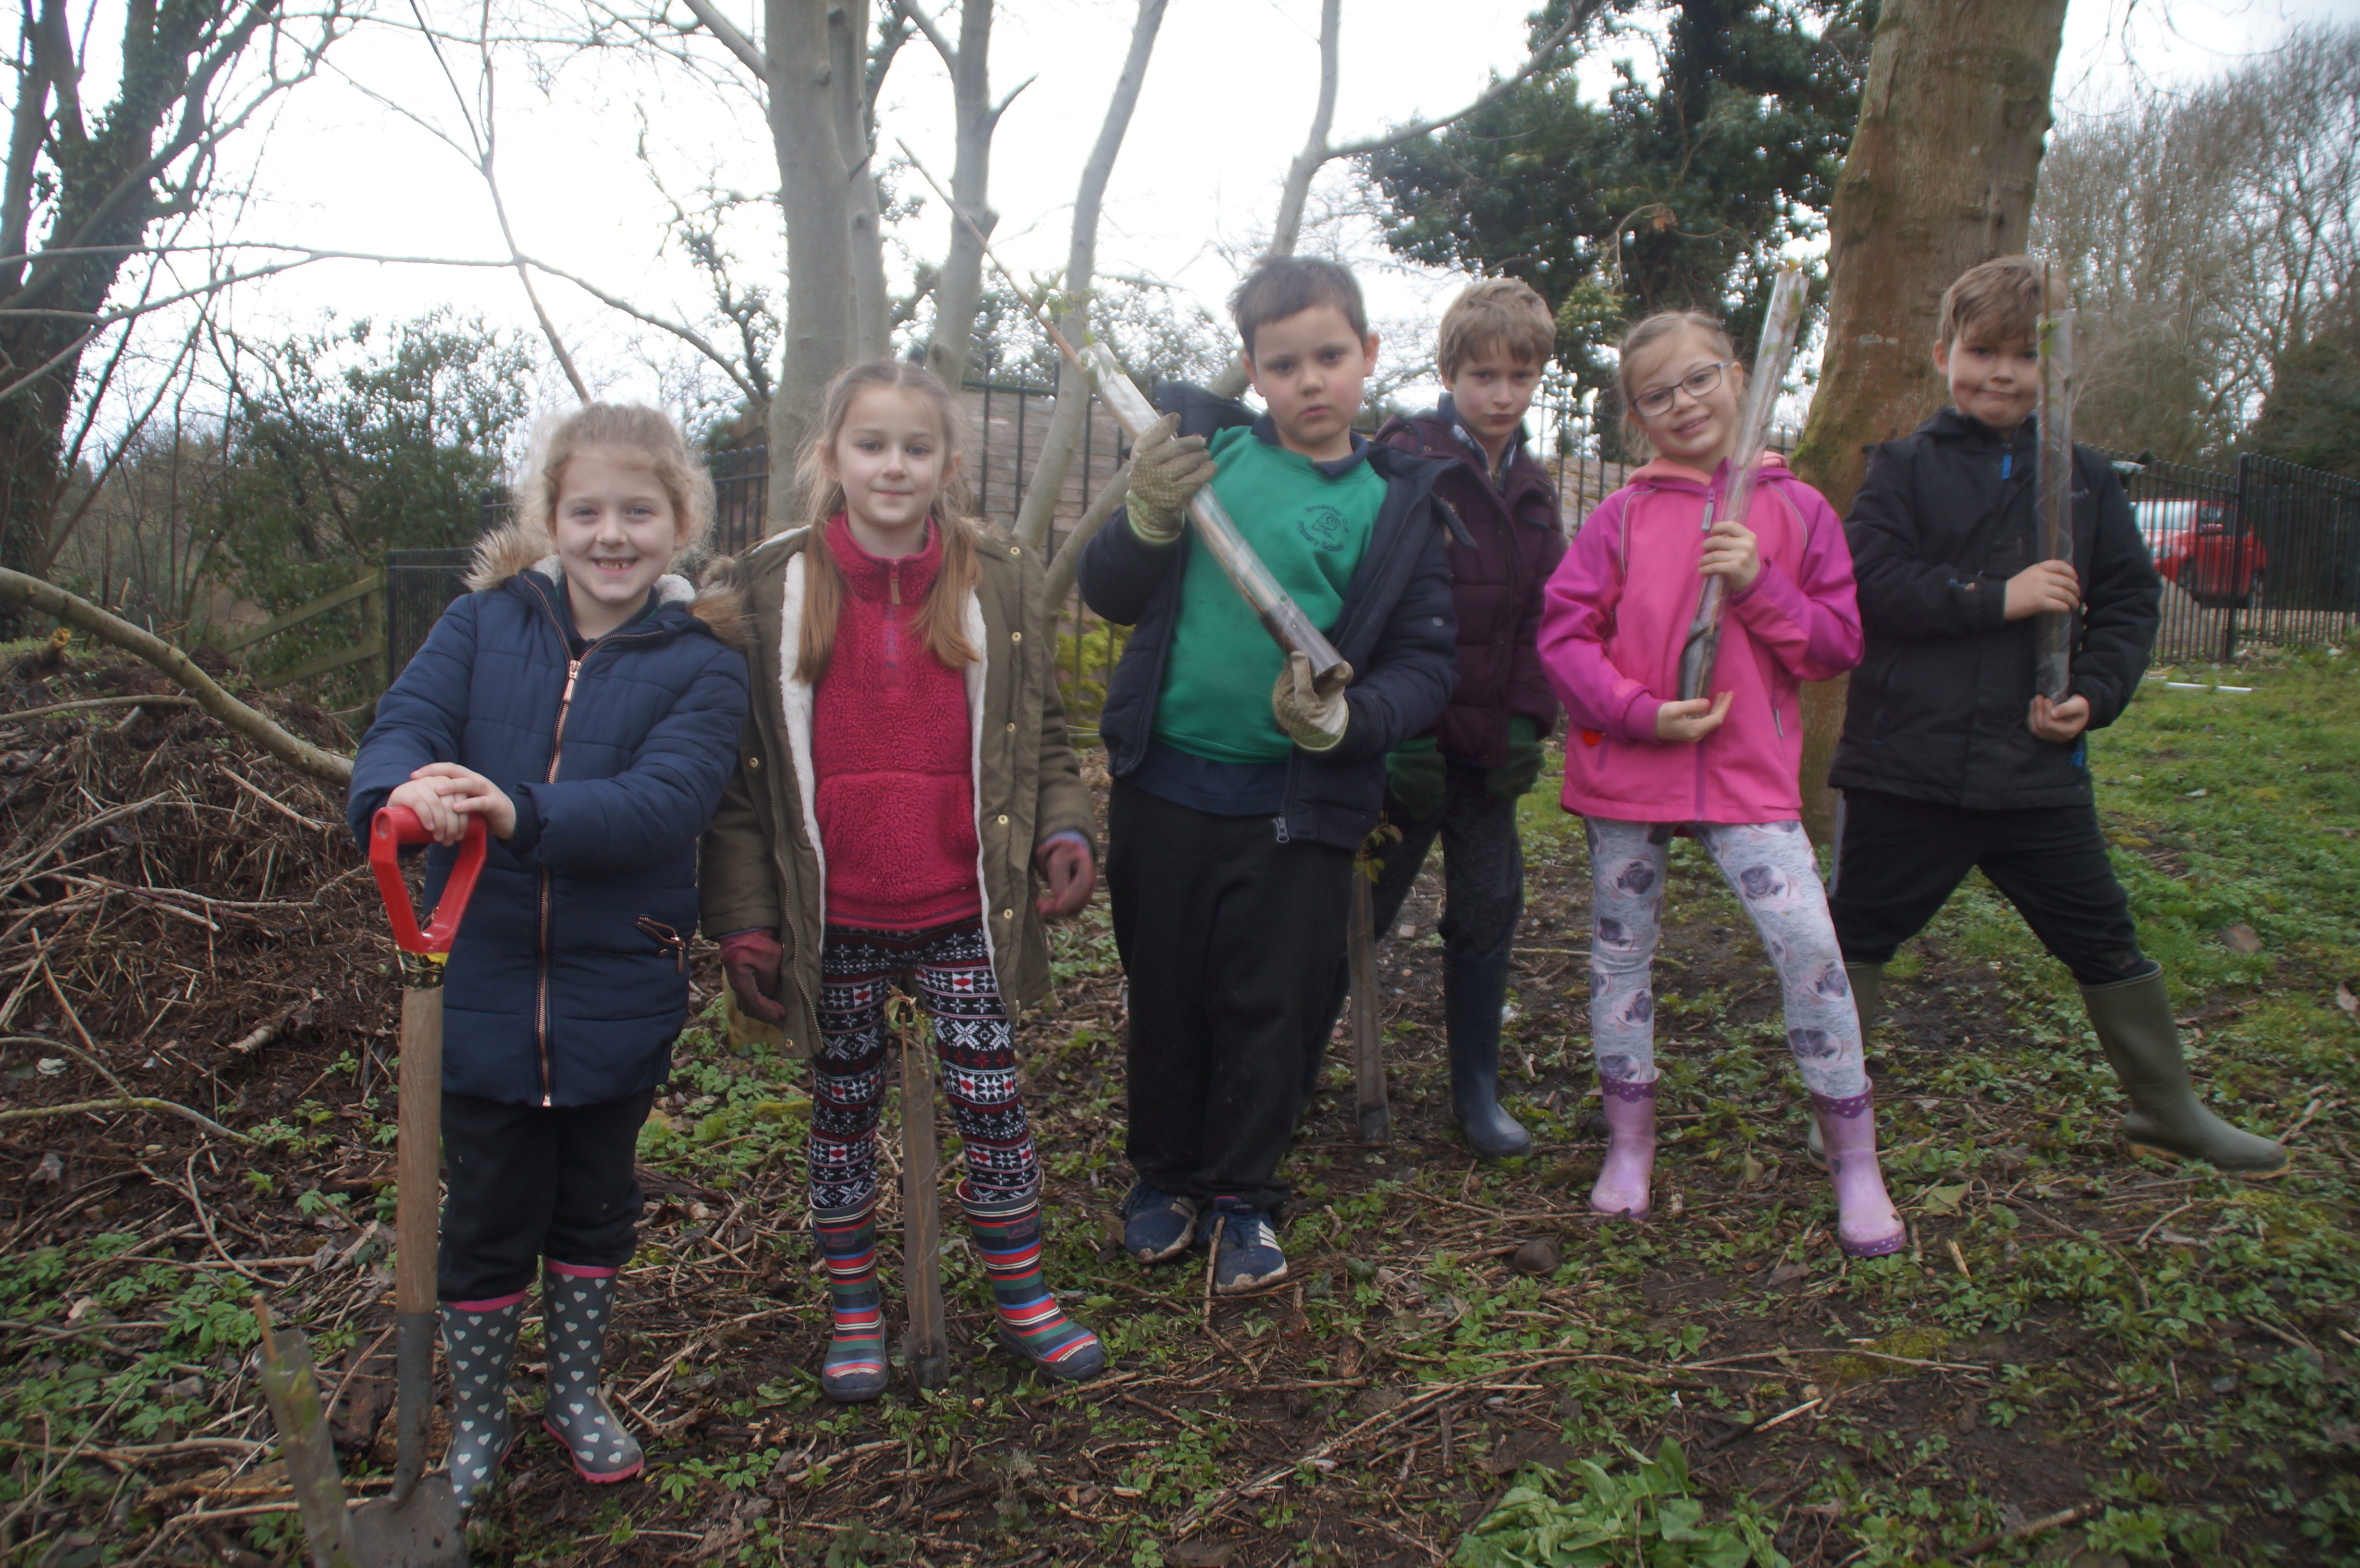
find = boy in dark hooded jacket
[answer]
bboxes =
[1079,257,1459,1293]
[1826,257,2284,1177]
[1331,277,1567,1160]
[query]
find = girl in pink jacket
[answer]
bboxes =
[1538,309,1903,1256]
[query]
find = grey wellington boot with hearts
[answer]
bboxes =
[539,1263,645,1483]
[439,1290,525,1511]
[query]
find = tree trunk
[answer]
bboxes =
[1790,0,2069,843]
[1206,0,1340,403]
[921,0,998,393]
[831,0,891,363]
[0,0,296,608]
[768,0,857,524]
[1013,0,1168,552]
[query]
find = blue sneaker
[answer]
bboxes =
[1119,1181,1199,1264]
[1203,1199,1286,1294]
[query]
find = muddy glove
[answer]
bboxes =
[717,929,786,1024]
[1271,650,1352,753]
[1486,716,1545,800]
[1124,413,1217,544]
[1386,737,1446,820]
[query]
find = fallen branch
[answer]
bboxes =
[1955,1499,2104,1557]
[0,694,200,723]
[0,570,353,785]
[220,769,334,833]
[0,1097,252,1143]
[33,953,134,1097]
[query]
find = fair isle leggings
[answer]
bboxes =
[810,919,1040,1214]
[1586,819,1868,1100]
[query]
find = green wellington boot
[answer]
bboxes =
[2082,967,2288,1177]
[1806,962,1884,1170]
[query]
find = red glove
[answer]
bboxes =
[1033,836,1095,921]
[717,929,786,1023]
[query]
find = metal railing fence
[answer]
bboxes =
[2115,452,2360,663]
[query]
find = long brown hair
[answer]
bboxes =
[794,361,983,683]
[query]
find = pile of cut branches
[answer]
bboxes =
[0,645,380,1101]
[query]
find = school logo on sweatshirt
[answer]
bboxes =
[1294,504,1351,551]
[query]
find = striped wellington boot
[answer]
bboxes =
[959,1183,1105,1382]
[812,1202,889,1402]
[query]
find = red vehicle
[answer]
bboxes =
[2133,499,2266,609]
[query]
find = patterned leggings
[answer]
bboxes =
[1586,819,1867,1100]
[811,919,1039,1213]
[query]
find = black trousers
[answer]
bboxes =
[1317,760,1525,1051]
[438,1088,654,1303]
[1369,761,1525,961]
[1828,788,2146,986]
[1107,781,1353,1213]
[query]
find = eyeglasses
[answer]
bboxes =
[1631,361,1733,419]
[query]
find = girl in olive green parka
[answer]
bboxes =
[699,362,1103,1400]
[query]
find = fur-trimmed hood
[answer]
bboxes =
[347,526,752,1107]
[467,520,748,649]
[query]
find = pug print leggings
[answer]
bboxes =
[1585,819,1867,1099]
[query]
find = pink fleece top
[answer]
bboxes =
[1537,456,1861,824]
[810,514,983,930]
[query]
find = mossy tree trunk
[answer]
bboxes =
[1791,0,2070,843]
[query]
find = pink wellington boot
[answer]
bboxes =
[1812,1084,1905,1257]
[1590,1078,1657,1218]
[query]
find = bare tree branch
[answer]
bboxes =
[681,0,765,79]
[1013,0,1169,550]
[0,569,352,785]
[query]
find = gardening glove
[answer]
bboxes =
[1271,650,1352,754]
[1486,716,1546,800]
[1385,737,1447,820]
[717,928,786,1024]
[1033,833,1095,921]
[1124,413,1217,544]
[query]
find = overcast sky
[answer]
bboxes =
[146,0,2359,439]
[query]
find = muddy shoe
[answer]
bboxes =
[1120,1180,1200,1265]
[1204,1199,1286,1294]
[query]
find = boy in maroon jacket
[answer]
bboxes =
[1325,278,1568,1158]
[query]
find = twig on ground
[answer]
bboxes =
[0,694,200,724]
[0,1097,249,1143]
[221,769,334,834]
[1955,1499,2104,1556]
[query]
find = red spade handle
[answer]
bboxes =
[370,806,488,955]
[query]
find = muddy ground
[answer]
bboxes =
[2,653,2356,1568]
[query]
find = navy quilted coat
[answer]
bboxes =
[347,557,750,1106]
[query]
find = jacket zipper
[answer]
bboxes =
[535,653,582,1106]
[525,578,665,1107]
[1488,482,1519,767]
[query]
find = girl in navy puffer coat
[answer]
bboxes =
[347,404,748,1509]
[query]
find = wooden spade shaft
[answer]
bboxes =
[899,1032,951,1390]
[1349,860,1390,1143]
[391,965,443,1489]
